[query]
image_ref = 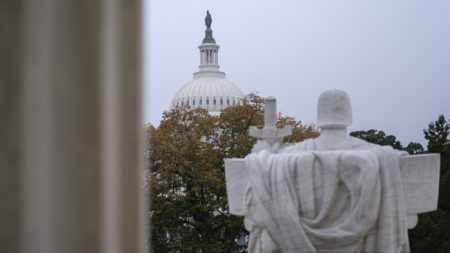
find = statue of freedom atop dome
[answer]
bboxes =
[205,10,212,29]
[202,10,215,43]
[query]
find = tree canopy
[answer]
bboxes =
[147,103,449,252]
[349,129,403,150]
[409,115,450,253]
[146,95,319,252]
[349,116,450,252]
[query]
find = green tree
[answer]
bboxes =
[424,115,450,175]
[409,115,450,253]
[423,115,450,213]
[404,142,425,155]
[349,129,403,150]
[423,114,450,212]
[147,95,319,252]
[424,115,450,152]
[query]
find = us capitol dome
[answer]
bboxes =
[170,11,244,115]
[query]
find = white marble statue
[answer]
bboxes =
[225,90,440,253]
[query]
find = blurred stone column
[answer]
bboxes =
[0,1,23,252]
[0,0,144,253]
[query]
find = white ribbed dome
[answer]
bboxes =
[170,11,244,115]
[171,74,244,114]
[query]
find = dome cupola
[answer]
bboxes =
[170,11,244,115]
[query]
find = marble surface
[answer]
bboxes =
[225,90,440,253]
[225,151,440,229]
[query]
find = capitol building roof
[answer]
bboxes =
[170,11,244,115]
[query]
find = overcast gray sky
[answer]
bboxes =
[144,0,450,146]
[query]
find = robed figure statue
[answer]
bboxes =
[205,10,212,29]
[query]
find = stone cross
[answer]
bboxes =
[249,97,292,145]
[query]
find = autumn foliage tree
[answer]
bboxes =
[146,94,319,252]
[148,107,232,252]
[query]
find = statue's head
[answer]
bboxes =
[316,89,352,129]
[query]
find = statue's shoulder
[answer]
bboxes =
[280,138,315,153]
[348,137,408,156]
[347,136,374,149]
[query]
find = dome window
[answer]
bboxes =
[213,98,216,105]
[181,101,184,106]
[206,98,209,105]
[220,98,223,105]
[193,99,196,105]
[227,99,230,105]
[232,99,235,105]
[199,98,202,105]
